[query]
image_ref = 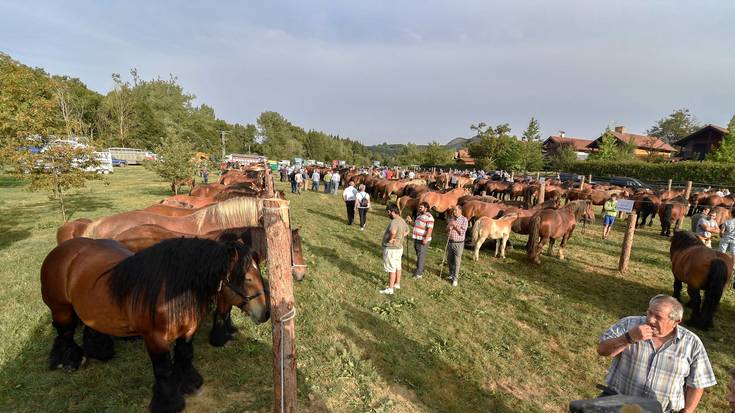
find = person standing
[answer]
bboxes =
[446,205,468,287]
[355,184,371,230]
[332,171,341,194]
[311,169,320,192]
[602,194,618,240]
[691,206,710,232]
[289,168,297,193]
[324,171,332,193]
[294,170,303,195]
[202,169,209,185]
[408,202,434,279]
[408,170,415,180]
[719,210,735,268]
[597,294,716,413]
[379,204,410,295]
[342,181,358,225]
[696,209,719,248]
[386,168,394,180]
[301,169,309,192]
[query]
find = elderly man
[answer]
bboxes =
[597,295,716,413]
[446,205,468,287]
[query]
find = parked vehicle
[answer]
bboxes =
[112,158,128,167]
[559,172,584,182]
[89,151,113,174]
[609,176,650,189]
[107,147,156,165]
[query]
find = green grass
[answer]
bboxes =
[1,168,734,412]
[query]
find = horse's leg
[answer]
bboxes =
[673,278,683,301]
[686,286,702,327]
[82,325,115,362]
[49,312,84,372]
[494,236,500,258]
[559,234,570,260]
[209,304,234,347]
[474,234,487,261]
[500,235,508,259]
[224,307,238,335]
[146,335,185,413]
[173,337,203,395]
[546,238,555,256]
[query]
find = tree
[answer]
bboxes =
[522,117,541,141]
[589,128,619,161]
[518,140,544,171]
[547,142,578,171]
[145,134,196,194]
[707,115,735,162]
[1,138,101,221]
[423,141,454,165]
[647,108,699,144]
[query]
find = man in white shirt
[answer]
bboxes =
[342,181,358,225]
[311,170,320,192]
[332,171,341,194]
[408,170,415,180]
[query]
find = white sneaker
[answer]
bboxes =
[360,227,364,231]
[379,287,394,295]
[394,284,401,290]
[452,280,458,287]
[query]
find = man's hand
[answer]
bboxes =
[421,239,428,245]
[406,216,413,224]
[628,324,653,342]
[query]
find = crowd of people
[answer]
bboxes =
[687,205,735,267]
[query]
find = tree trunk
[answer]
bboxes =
[56,184,67,221]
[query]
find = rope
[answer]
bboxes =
[279,306,296,413]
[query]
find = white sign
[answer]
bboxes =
[616,199,635,213]
[539,177,546,184]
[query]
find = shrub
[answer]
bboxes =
[568,160,735,185]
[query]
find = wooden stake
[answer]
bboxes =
[536,171,540,181]
[263,199,297,413]
[510,171,514,181]
[618,212,637,273]
[587,174,592,184]
[684,181,693,200]
[579,175,585,189]
[537,181,546,205]
[667,179,672,192]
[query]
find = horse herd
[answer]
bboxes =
[42,165,307,413]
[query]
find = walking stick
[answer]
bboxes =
[438,238,449,279]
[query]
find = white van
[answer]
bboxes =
[90,151,113,174]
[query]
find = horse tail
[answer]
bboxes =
[702,258,729,329]
[472,217,483,247]
[527,213,542,258]
[662,203,673,232]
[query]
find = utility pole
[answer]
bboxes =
[218,130,229,160]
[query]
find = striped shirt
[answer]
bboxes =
[600,316,716,412]
[447,215,468,242]
[412,212,434,242]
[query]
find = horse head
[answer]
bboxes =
[222,240,270,324]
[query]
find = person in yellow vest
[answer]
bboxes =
[602,194,618,240]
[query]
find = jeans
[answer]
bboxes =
[358,207,368,227]
[345,200,356,224]
[325,182,331,193]
[312,181,319,191]
[414,239,429,276]
[332,181,340,194]
[447,241,464,281]
[290,180,297,193]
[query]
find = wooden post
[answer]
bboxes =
[579,175,585,189]
[618,212,637,273]
[537,181,546,205]
[263,199,297,413]
[264,161,275,198]
[480,190,487,197]
[510,171,514,181]
[536,171,540,181]
[684,181,693,200]
[667,179,672,192]
[588,174,592,184]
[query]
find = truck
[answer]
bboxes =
[107,147,157,165]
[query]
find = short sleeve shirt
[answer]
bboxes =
[382,218,409,249]
[722,218,735,241]
[696,217,716,238]
[600,316,716,412]
[343,186,357,201]
[604,200,617,217]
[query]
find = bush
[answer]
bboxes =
[568,160,735,186]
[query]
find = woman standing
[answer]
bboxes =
[355,184,371,230]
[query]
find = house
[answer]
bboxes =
[454,149,475,165]
[542,133,593,160]
[587,126,676,159]
[673,124,728,160]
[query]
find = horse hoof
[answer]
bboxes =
[179,369,204,395]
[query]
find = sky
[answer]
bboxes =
[1,1,734,145]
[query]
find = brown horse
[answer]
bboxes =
[161,195,219,208]
[143,204,203,217]
[190,183,227,198]
[526,200,595,264]
[56,218,92,245]
[41,237,268,413]
[659,196,689,236]
[670,231,732,330]
[631,193,660,228]
[418,188,470,214]
[509,199,561,235]
[461,200,504,222]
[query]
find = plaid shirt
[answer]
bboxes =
[600,316,716,412]
[447,215,468,242]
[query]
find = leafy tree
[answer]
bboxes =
[589,128,619,161]
[1,138,102,221]
[423,141,453,165]
[395,143,423,165]
[647,108,699,144]
[518,140,544,171]
[145,134,196,194]
[547,142,578,171]
[707,115,735,162]
[522,117,541,141]
[257,111,304,160]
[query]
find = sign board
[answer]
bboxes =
[539,177,545,184]
[616,199,634,213]
[332,160,338,167]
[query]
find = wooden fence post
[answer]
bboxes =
[263,199,297,413]
[588,174,592,184]
[667,179,672,192]
[684,181,693,200]
[537,181,546,205]
[618,212,637,273]
[510,171,514,181]
[536,171,540,181]
[579,175,585,189]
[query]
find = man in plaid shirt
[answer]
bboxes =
[597,295,716,413]
[407,202,434,279]
[446,205,468,287]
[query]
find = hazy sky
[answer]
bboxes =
[2,1,733,144]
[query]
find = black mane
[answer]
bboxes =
[670,230,704,254]
[108,237,252,323]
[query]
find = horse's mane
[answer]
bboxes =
[669,195,689,204]
[108,237,253,324]
[194,197,262,232]
[670,231,705,254]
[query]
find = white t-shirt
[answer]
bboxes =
[356,191,370,208]
[342,186,357,201]
[408,171,415,179]
[332,173,340,182]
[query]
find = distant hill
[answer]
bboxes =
[445,136,480,149]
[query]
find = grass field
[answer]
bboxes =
[1,167,734,412]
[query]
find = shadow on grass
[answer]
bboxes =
[0,174,25,188]
[0,225,31,250]
[140,186,177,198]
[339,304,515,413]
